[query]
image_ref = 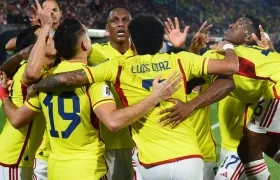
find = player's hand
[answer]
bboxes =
[0,71,9,100]
[252,25,275,51]
[29,3,40,26]
[36,0,53,29]
[210,40,232,52]
[19,44,34,59]
[151,71,182,103]
[158,99,195,128]
[164,17,189,48]
[0,71,8,89]
[189,21,212,52]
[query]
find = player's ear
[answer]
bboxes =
[245,34,253,44]
[106,24,109,32]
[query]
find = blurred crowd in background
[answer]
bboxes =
[1,0,280,46]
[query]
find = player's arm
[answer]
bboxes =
[159,74,235,128]
[0,44,34,79]
[5,37,17,51]
[94,72,182,132]
[28,60,113,95]
[207,42,239,75]
[0,72,38,128]
[22,3,53,85]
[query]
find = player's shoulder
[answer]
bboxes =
[89,82,113,98]
[91,42,110,50]
[50,61,87,74]
[13,61,27,80]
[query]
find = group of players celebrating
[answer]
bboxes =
[0,0,279,180]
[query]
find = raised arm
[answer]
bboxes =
[0,72,38,128]
[0,44,34,79]
[23,0,53,85]
[94,72,182,132]
[159,74,235,128]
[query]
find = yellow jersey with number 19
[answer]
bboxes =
[25,61,112,180]
[84,51,209,166]
[89,42,134,150]
[0,62,45,167]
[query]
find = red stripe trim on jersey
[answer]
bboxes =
[202,58,206,76]
[177,59,187,101]
[86,85,99,130]
[262,99,276,127]
[266,99,279,128]
[238,169,245,179]
[114,66,128,107]
[244,162,266,174]
[84,67,95,83]
[133,170,137,180]
[26,101,41,110]
[209,131,217,161]
[246,164,267,176]
[92,99,115,109]
[237,57,280,99]
[20,80,27,102]
[138,154,203,168]
[16,121,33,165]
[266,131,280,135]
[260,100,273,127]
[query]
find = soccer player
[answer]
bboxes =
[162,19,226,180]
[169,16,280,179]
[0,17,181,180]
[27,14,239,179]
[0,14,54,180]
[88,6,134,180]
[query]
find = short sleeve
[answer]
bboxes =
[88,82,115,109]
[25,95,42,112]
[83,61,117,83]
[178,51,209,77]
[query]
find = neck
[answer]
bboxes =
[110,40,129,54]
[68,55,88,65]
[44,56,55,69]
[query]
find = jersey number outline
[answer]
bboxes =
[43,91,81,138]
[254,99,265,117]
[221,155,240,169]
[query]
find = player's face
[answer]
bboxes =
[224,17,253,45]
[42,1,62,29]
[45,34,56,57]
[106,8,131,43]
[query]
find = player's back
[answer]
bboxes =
[37,61,105,159]
[0,62,45,167]
[107,52,207,166]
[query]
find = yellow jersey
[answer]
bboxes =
[35,130,51,162]
[89,42,134,149]
[0,62,45,167]
[25,61,112,179]
[203,46,278,151]
[188,83,217,162]
[84,51,209,166]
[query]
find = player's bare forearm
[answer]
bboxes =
[23,28,50,85]
[190,75,235,110]
[33,69,90,92]
[99,94,160,132]
[0,53,23,79]
[208,49,239,75]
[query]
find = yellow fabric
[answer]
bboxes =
[84,52,209,165]
[188,84,217,162]
[0,63,45,167]
[25,61,108,178]
[88,42,135,149]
